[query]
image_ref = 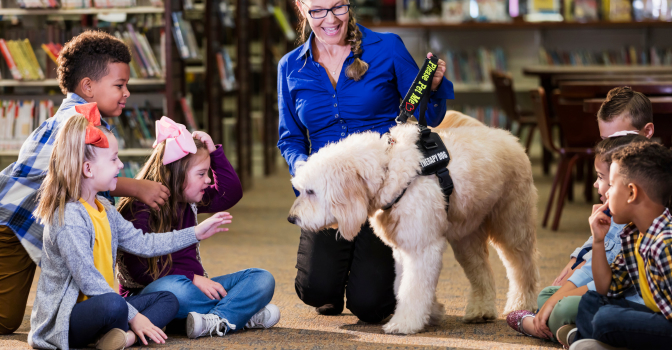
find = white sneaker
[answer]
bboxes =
[245,304,280,329]
[186,312,236,339]
[569,339,627,350]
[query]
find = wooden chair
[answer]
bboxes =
[531,88,599,231]
[491,70,537,153]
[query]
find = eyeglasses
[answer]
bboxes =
[300,1,350,19]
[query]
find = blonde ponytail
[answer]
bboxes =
[34,115,109,226]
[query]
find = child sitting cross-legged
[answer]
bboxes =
[116,117,279,339]
[569,141,672,350]
[507,133,650,347]
[29,110,230,350]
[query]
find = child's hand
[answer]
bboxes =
[590,201,611,244]
[193,275,228,300]
[533,300,555,339]
[137,179,170,210]
[194,212,232,240]
[192,131,217,154]
[129,312,168,345]
[552,258,576,286]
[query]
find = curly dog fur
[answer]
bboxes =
[288,111,539,334]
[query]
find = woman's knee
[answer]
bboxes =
[0,314,24,334]
[346,294,395,323]
[295,273,345,308]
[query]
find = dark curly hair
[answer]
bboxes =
[57,30,131,95]
[595,134,651,164]
[610,141,672,208]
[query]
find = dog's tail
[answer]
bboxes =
[433,110,485,130]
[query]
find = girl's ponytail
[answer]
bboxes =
[34,115,108,226]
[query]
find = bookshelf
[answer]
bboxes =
[0,0,187,169]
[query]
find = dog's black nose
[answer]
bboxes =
[287,215,297,224]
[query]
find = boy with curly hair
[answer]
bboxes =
[0,30,170,334]
[569,142,672,350]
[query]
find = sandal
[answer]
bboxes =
[506,310,536,337]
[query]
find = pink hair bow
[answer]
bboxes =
[607,130,640,138]
[153,116,197,165]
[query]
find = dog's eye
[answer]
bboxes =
[305,189,315,195]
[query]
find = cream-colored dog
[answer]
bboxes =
[288,111,539,334]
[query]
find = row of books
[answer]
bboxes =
[443,47,507,84]
[0,39,48,81]
[0,99,54,150]
[398,0,672,23]
[12,0,163,9]
[171,11,200,60]
[462,105,507,128]
[114,25,164,79]
[539,46,672,66]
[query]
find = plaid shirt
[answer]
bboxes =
[608,208,672,319]
[0,93,111,265]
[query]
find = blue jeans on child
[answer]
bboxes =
[69,291,178,348]
[139,268,275,332]
[575,291,672,350]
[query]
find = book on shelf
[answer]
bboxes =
[171,12,200,60]
[443,47,507,84]
[0,39,23,80]
[0,99,54,150]
[216,47,236,92]
[269,5,296,41]
[179,96,198,132]
[15,0,58,9]
[0,39,45,81]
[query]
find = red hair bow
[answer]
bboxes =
[75,103,109,148]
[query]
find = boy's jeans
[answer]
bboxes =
[575,290,672,350]
[140,268,275,332]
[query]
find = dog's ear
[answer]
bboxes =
[331,174,369,241]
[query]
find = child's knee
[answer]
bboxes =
[249,269,275,301]
[154,291,180,318]
[98,293,128,320]
[537,286,559,309]
[550,297,579,324]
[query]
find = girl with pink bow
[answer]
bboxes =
[116,117,280,339]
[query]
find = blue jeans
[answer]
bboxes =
[139,268,275,331]
[575,291,672,350]
[69,292,178,348]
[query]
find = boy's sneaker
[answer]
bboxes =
[569,339,628,350]
[186,312,236,338]
[556,324,576,348]
[245,304,281,329]
[95,328,127,350]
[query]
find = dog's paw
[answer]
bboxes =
[462,304,497,323]
[428,302,445,326]
[383,316,424,334]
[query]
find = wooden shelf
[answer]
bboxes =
[0,148,153,157]
[362,20,672,30]
[0,78,165,87]
[0,6,164,15]
[524,65,672,76]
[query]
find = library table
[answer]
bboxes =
[584,97,672,146]
[560,81,672,98]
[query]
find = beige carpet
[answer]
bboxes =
[0,146,599,349]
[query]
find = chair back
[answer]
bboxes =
[552,90,601,148]
[491,70,520,124]
[530,87,558,154]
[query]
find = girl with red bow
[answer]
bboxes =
[30,109,231,350]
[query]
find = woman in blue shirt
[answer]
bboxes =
[278,0,454,323]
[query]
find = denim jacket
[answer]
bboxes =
[568,219,625,291]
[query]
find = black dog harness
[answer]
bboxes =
[383,55,454,211]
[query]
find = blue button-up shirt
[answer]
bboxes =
[277,24,454,176]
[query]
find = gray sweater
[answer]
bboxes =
[28,196,198,349]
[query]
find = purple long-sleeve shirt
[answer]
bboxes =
[117,145,242,296]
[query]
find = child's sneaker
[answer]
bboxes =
[95,328,127,350]
[569,339,627,350]
[556,324,576,348]
[186,312,236,338]
[245,304,281,329]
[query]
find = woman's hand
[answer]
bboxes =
[128,312,168,345]
[194,212,232,240]
[427,52,447,91]
[193,275,228,300]
[192,131,217,154]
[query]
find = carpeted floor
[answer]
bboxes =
[1,143,600,349]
